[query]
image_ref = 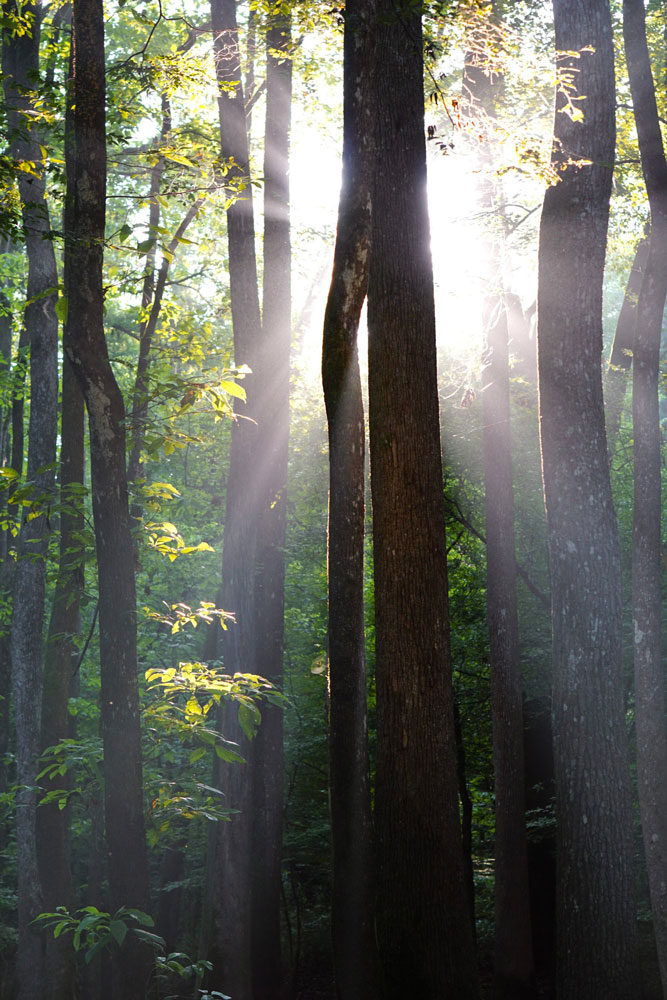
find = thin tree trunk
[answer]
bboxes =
[36,49,83,999]
[461,41,534,999]
[0,240,15,854]
[482,290,534,999]
[250,10,292,999]
[127,93,171,487]
[367,3,479,997]
[623,0,667,990]
[3,5,59,996]
[453,701,476,940]
[207,2,262,995]
[66,2,152,995]
[537,2,639,996]
[128,190,205,485]
[321,0,378,995]
[605,233,649,461]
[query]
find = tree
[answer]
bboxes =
[367,2,479,996]
[206,1,287,995]
[321,0,378,994]
[604,232,649,461]
[2,3,59,995]
[36,41,83,1000]
[536,1,639,995]
[65,0,152,994]
[622,0,667,989]
[250,8,292,997]
[459,20,535,995]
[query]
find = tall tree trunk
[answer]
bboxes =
[604,233,649,462]
[3,5,60,996]
[537,2,639,996]
[367,3,478,997]
[623,0,667,990]
[250,10,292,999]
[0,238,17,856]
[36,49,83,999]
[207,2,261,995]
[321,0,378,995]
[127,93,172,488]
[65,1,152,995]
[461,41,534,999]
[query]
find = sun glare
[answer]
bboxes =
[428,147,486,363]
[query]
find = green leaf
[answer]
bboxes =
[123,908,154,927]
[215,744,246,764]
[55,296,68,323]
[133,928,166,950]
[185,697,202,717]
[238,701,261,740]
[109,920,127,947]
[85,936,111,964]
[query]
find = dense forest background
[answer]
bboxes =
[0,0,665,998]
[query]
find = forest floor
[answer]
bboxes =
[292,933,663,1000]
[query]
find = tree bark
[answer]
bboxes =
[250,10,292,999]
[3,5,59,996]
[321,0,378,995]
[65,1,152,995]
[461,42,534,999]
[36,49,82,999]
[207,2,261,995]
[537,2,639,996]
[622,0,667,990]
[367,3,478,997]
[483,298,535,999]
[0,248,11,857]
[604,233,649,462]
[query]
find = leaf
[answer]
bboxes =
[85,936,111,964]
[133,928,166,950]
[238,701,261,740]
[123,908,154,927]
[117,223,133,243]
[55,296,68,323]
[109,920,127,947]
[185,697,202,717]
[219,379,247,401]
[215,744,246,764]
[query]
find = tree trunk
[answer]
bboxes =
[0,239,16,856]
[250,11,292,999]
[37,48,82,1000]
[207,2,262,995]
[604,233,649,461]
[537,2,639,996]
[461,42,534,999]
[367,3,479,997]
[3,5,60,996]
[321,0,378,995]
[483,293,534,999]
[65,1,152,995]
[622,0,667,990]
